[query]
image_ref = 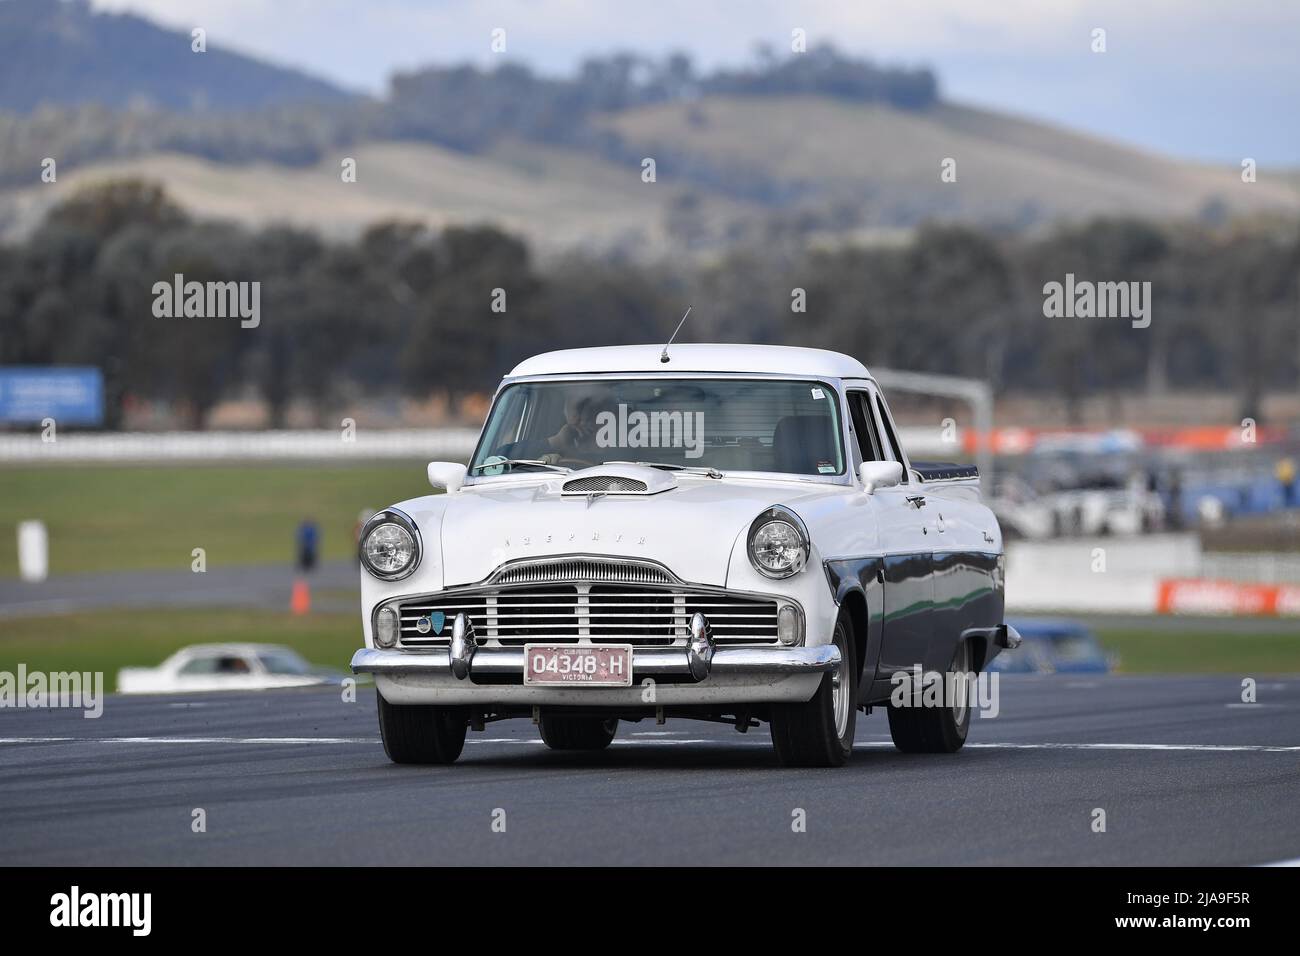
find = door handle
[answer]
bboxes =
[906,495,926,508]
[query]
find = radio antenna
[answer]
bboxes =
[659,307,692,364]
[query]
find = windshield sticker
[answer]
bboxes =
[811,387,825,400]
[817,460,836,473]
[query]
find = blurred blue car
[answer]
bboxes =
[988,618,1114,674]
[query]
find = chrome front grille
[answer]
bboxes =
[492,558,671,587]
[398,583,780,648]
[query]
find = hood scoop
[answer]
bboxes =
[559,464,677,497]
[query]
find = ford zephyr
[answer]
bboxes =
[351,344,1017,766]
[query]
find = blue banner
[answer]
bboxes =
[0,367,104,426]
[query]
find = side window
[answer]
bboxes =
[178,656,219,676]
[215,656,253,675]
[871,393,909,484]
[847,391,883,464]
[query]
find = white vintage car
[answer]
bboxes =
[118,643,342,694]
[352,345,1017,766]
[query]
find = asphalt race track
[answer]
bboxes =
[1,675,1298,866]
[0,561,358,619]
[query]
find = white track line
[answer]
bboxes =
[0,736,1298,752]
[0,736,373,745]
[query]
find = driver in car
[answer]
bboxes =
[543,393,610,463]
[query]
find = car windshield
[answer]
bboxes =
[470,378,845,477]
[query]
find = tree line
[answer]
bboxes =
[0,180,1295,428]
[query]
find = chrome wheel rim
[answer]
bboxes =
[831,623,850,739]
[952,641,971,724]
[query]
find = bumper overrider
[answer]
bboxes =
[351,612,840,705]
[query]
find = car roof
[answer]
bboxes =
[509,344,872,379]
[174,643,297,657]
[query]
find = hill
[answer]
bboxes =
[4,95,1295,254]
[0,139,754,256]
[595,96,1299,225]
[0,0,353,113]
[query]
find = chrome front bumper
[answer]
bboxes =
[354,610,838,683]
[351,643,840,681]
[355,610,837,706]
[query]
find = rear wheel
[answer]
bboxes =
[886,639,972,754]
[376,692,468,764]
[769,611,857,767]
[538,713,618,751]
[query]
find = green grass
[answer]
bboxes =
[0,463,435,577]
[1095,628,1300,674]
[0,607,360,689]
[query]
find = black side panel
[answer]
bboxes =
[876,551,936,676]
[823,557,885,701]
[930,550,1004,672]
[911,461,980,481]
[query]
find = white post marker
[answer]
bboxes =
[17,520,48,582]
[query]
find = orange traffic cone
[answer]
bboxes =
[291,577,311,616]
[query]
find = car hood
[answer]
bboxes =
[432,475,844,588]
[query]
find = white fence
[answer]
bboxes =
[0,429,480,463]
[1006,534,1300,614]
[1199,552,1300,585]
[1005,534,1197,614]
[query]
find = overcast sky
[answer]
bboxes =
[91,0,1300,165]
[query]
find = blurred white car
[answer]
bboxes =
[117,643,342,694]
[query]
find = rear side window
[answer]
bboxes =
[178,657,219,676]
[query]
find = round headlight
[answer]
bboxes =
[747,506,810,579]
[359,510,421,581]
[363,523,415,575]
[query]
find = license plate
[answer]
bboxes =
[523,644,633,687]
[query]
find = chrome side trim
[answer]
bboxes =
[960,623,1022,651]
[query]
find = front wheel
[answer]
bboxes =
[377,692,468,764]
[538,713,618,751]
[769,611,857,767]
[886,639,972,754]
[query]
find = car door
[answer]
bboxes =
[863,386,936,680]
[843,385,935,685]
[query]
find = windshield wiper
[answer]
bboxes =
[469,459,571,474]
[605,460,724,479]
